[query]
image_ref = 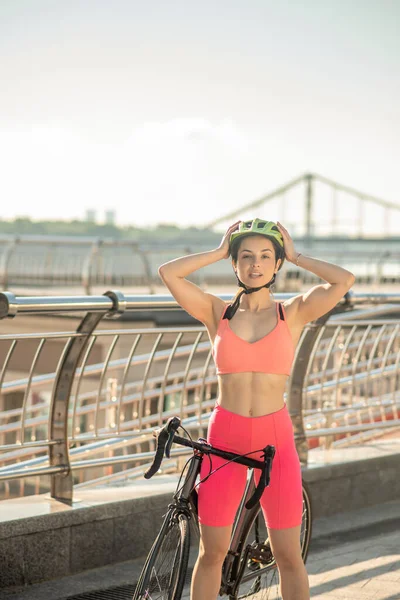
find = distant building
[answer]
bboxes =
[85,209,97,223]
[105,210,116,225]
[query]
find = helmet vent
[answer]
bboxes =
[257,221,266,228]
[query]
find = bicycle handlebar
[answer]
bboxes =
[144,416,275,510]
[144,416,180,479]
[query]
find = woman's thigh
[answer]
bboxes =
[254,407,303,530]
[257,444,303,530]
[197,454,248,527]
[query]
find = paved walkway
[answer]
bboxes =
[186,518,400,600]
[1,499,399,600]
[307,521,400,600]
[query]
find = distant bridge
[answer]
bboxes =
[0,173,400,294]
[206,172,400,238]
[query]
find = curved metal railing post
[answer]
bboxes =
[375,250,390,287]
[137,246,155,294]
[81,239,102,294]
[286,294,354,465]
[0,237,19,289]
[305,172,314,240]
[48,290,125,504]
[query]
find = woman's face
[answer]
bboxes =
[233,235,281,286]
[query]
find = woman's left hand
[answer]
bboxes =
[276,222,298,263]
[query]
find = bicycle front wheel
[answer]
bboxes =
[133,511,190,600]
[232,481,312,599]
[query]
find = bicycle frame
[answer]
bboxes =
[221,472,263,595]
[136,417,311,600]
[169,449,274,596]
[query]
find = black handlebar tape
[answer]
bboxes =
[144,416,182,479]
[144,428,169,479]
[165,433,174,459]
[165,416,181,458]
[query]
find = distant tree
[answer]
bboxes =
[0,217,221,247]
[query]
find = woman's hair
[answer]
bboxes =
[230,233,285,270]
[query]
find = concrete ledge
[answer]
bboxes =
[0,452,399,591]
[302,452,400,518]
[0,480,176,590]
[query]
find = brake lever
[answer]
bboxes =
[165,416,181,458]
[144,416,181,478]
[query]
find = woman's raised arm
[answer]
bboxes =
[277,221,355,325]
[158,221,240,326]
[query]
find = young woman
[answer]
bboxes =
[158,218,355,600]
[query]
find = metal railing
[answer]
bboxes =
[1,235,400,293]
[0,290,399,504]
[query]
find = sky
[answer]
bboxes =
[0,0,399,235]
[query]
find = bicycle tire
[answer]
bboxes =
[133,511,191,600]
[231,481,312,599]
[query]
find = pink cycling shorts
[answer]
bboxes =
[197,403,303,529]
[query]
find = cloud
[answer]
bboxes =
[0,119,254,226]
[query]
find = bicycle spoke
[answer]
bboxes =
[235,549,281,599]
[134,515,190,600]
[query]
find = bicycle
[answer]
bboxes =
[133,416,312,600]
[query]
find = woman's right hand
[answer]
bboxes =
[218,220,242,259]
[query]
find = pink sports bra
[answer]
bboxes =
[212,302,295,376]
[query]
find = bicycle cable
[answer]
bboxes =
[173,423,213,497]
[194,447,268,490]
[172,423,268,497]
[173,455,196,497]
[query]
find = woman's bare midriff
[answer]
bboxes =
[216,371,288,417]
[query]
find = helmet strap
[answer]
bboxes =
[225,273,276,320]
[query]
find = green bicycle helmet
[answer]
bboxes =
[225,218,285,320]
[230,218,284,256]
